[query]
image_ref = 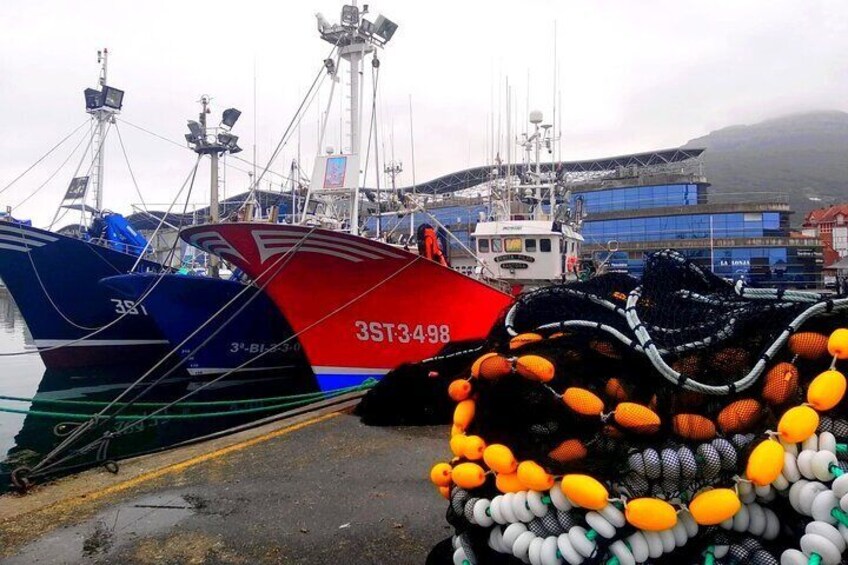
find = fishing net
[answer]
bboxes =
[421,250,848,564]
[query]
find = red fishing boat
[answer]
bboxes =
[182,223,513,389]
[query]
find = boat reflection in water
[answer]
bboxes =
[1,361,320,492]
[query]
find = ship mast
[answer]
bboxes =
[184,98,243,277]
[310,3,398,235]
[86,49,121,214]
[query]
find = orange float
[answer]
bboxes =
[614,402,661,434]
[716,399,762,434]
[515,355,555,382]
[789,332,829,360]
[761,362,799,406]
[448,379,472,402]
[562,387,605,416]
[509,333,543,350]
[672,413,717,441]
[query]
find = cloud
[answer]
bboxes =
[0,0,845,225]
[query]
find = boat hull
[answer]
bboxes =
[0,222,167,368]
[101,273,311,379]
[181,223,514,387]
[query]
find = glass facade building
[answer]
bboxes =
[576,181,822,287]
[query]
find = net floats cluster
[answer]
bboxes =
[429,323,848,564]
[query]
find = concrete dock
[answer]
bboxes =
[0,403,451,564]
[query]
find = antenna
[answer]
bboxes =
[253,58,257,195]
[408,94,417,237]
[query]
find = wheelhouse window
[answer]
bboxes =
[478,238,489,253]
[504,237,522,252]
[540,238,552,252]
[492,238,503,252]
[525,239,537,252]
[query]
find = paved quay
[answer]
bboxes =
[0,407,452,564]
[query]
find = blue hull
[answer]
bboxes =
[101,273,311,378]
[0,222,167,368]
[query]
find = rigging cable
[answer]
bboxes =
[11,127,91,210]
[0,120,89,197]
[23,229,317,479]
[0,158,202,350]
[25,249,428,481]
[113,122,148,212]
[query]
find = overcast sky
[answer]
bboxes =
[1,0,846,226]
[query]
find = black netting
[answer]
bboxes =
[369,250,848,564]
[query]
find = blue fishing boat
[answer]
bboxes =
[100,272,308,377]
[0,219,168,368]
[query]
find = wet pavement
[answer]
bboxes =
[0,410,451,564]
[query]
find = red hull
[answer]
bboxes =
[182,224,513,380]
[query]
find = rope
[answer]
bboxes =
[22,226,319,477]
[0,120,89,197]
[27,247,426,479]
[0,380,376,420]
[0,385,359,407]
[506,249,848,395]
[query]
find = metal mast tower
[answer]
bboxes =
[315,3,398,235]
[185,98,243,277]
[88,49,118,213]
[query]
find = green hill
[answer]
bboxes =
[683,111,848,224]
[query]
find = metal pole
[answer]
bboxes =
[349,46,362,235]
[209,151,220,277]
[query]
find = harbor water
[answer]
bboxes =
[0,289,323,493]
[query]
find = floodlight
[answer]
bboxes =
[187,120,203,139]
[341,4,359,26]
[218,132,239,148]
[101,86,124,110]
[229,144,243,154]
[221,108,241,129]
[184,133,197,144]
[373,15,398,42]
[84,88,101,110]
[359,18,375,35]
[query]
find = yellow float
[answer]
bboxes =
[827,328,848,359]
[449,434,467,457]
[517,460,555,491]
[689,488,741,525]
[451,462,486,489]
[777,405,819,444]
[625,498,678,531]
[462,435,486,460]
[483,444,518,474]
[429,463,453,487]
[453,399,475,431]
[495,472,525,493]
[560,474,609,510]
[806,369,846,411]
[746,439,785,486]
